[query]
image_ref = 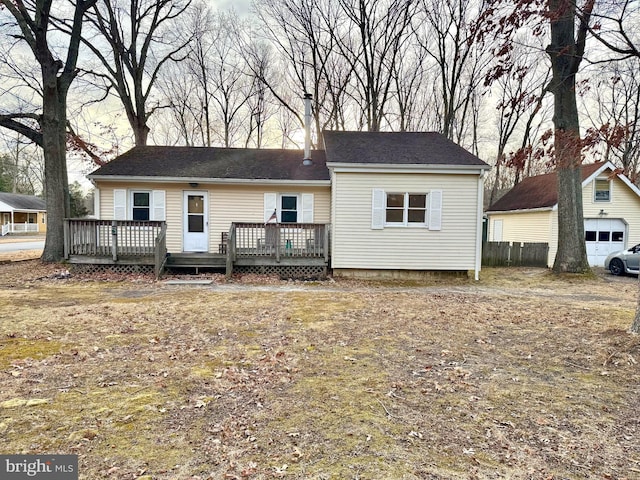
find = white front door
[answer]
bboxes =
[183,191,208,252]
[584,218,626,266]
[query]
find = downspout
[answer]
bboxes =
[302,93,313,165]
[475,171,486,281]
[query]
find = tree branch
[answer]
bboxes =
[0,114,43,146]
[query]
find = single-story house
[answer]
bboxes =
[486,161,640,267]
[0,192,47,235]
[84,130,490,279]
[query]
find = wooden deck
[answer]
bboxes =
[64,219,330,278]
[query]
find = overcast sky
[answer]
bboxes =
[211,0,252,15]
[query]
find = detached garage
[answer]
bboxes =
[584,218,626,266]
[486,162,640,268]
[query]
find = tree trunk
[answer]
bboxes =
[41,67,71,262]
[133,121,150,146]
[633,280,640,333]
[548,0,591,274]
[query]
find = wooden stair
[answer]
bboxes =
[165,253,226,271]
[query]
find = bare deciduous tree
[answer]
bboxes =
[583,59,640,182]
[582,0,639,60]
[488,43,551,204]
[547,0,594,274]
[80,0,192,145]
[415,0,492,142]
[335,0,416,131]
[0,0,96,261]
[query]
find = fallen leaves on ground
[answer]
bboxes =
[0,261,639,479]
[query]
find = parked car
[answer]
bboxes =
[604,244,640,275]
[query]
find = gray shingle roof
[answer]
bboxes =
[322,131,489,167]
[0,192,46,210]
[89,146,330,181]
[90,133,488,182]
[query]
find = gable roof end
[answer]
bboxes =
[487,162,617,212]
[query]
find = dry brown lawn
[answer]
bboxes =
[0,260,639,479]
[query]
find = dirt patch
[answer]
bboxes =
[0,262,639,479]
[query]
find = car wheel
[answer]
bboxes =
[609,258,625,276]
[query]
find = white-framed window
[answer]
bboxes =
[372,189,442,230]
[280,195,298,223]
[264,193,314,223]
[113,189,165,221]
[385,193,427,226]
[132,191,151,220]
[594,179,611,202]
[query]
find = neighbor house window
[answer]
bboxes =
[280,195,298,223]
[594,179,611,202]
[132,191,150,220]
[385,193,427,226]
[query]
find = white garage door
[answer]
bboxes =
[584,218,626,266]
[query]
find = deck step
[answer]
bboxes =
[166,253,226,268]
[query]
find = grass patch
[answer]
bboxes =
[0,263,639,478]
[0,337,64,370]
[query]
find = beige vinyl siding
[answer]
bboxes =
[209,185,330,253]
[95,181,330,253]
[37,212,47,233]
[488,211,552,243]
[583,176,640,247]
[488,211,554,266]
[331,172,481,270]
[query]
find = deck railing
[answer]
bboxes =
[64,219,166,260]
[1,223,39,235]
[230,222,329,262]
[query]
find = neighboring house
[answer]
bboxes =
[486,162,640,267]
[0,192,47,235]
[85,131,490,278]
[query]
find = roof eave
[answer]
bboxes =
[88,175,331,186]
[327,162,490,174]
[486,206,555,215]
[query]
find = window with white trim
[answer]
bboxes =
[263,193,314,224]
[113,189,165,221]
[371,188,441,230]
[132,191,151,220]
[280,195,298,223]
[594,179,611,202]
[385,193,427,226]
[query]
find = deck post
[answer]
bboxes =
[323,224,329,263]
[63,219,70,259]
[225,224,235,278]
[111,220,118,262]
